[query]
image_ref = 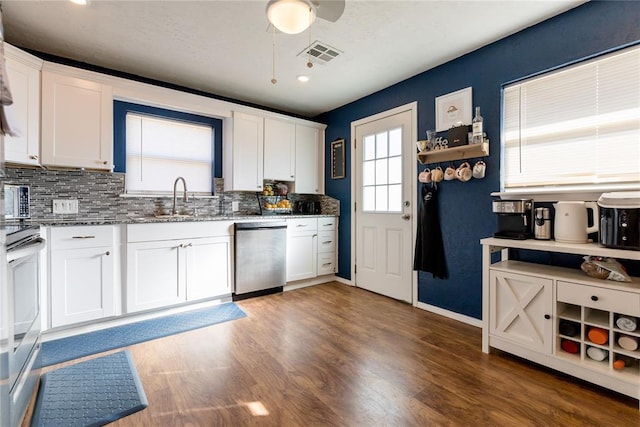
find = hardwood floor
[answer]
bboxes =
[28,282,640,426]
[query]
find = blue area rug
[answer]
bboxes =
[31,350,147,427]
[41,302,246,367]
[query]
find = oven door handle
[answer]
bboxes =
[7,237,46,263]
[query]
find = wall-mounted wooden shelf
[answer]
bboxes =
[417,142,489,164]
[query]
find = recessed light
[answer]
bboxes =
[69,0,88,5]
[297,75,310,82]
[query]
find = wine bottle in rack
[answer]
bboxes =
[587,346,608,362]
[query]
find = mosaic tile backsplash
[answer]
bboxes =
[5,168,339,220]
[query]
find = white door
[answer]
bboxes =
[185,237,232,301]
[295,124,322,194]
[354,105,415,302]
[126,240,184,313]
[50,246,114,327]
[264,117,295,181]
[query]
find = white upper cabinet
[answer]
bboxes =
[295,124,324,194]
[264,117,295,182]
[4,44,42,166]
[41,64,113,170]
[224,111,264,191]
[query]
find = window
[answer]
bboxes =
[113,101,222,195]
[362,127,403,212]
[502,44,640,194]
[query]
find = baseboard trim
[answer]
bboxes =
[333,276,352,286]
[414,301,482,328]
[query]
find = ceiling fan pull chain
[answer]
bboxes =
[271,26,277,84]
[307,6,313,68]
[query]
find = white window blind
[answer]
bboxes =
[126,113,213,194]
[502,44,640,193]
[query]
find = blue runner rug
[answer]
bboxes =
[41,302,246,367]
[31,350,147,427]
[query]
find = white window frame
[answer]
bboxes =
[500,43,640,200]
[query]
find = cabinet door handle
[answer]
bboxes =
[30,155,39,160]
[322,262,332,267]
[323,223,333,227]
[591,295,599,302]
[104,251,110,256]
[544,314,551,320]
[322,240,333,244]
[296,224,307,228]
[72,235,95,239]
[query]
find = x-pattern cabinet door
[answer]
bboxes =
[489,270,553,353]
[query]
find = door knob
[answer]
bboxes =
[402,214,410,220]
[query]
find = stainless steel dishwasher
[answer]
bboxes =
[234,221,287,299]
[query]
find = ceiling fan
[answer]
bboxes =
[266,0,345,34]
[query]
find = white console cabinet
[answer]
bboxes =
[481,237,640,406]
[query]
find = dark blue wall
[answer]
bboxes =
[317,1,640,319]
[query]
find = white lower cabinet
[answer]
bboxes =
[286,217,338,282]
[126,222,232,313]
[489,270,553,353]
[286,218,318,282]
[49,225,117,328]
[317,217,337,276]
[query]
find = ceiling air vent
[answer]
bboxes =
[298,41,342,65]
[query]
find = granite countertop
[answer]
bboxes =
[30,213,337,227]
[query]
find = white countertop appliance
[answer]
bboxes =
[598,191,640,251]
[553,201,599,244]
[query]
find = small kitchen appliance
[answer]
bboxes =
[598,191,640,251]
[534,207,551,240]
[294,200,320,215]
[492,199,534,239]
[553,201,599,244]
[3,184,30,219]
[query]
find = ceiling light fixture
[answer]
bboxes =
[69,0,88,5]
[297,75,310,82]
[266,0,316,35]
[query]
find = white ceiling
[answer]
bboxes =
[2,0,585,118]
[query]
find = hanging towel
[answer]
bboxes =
[413,183,448,279]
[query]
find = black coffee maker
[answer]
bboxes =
[492,199,534,239]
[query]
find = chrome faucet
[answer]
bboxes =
[172,176,189,215]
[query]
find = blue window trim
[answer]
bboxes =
[113,100,223,178]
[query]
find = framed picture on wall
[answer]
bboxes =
[435,87,472,131]
[331,139,345,179]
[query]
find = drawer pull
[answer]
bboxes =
[591,295,599,302]
[72,235,95,239]
[544,314,551,320]
[296,224,308,228]
[322,240,333,244]
[105,251,110,256]
[323,223,333,227]
[322,262,332,267]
